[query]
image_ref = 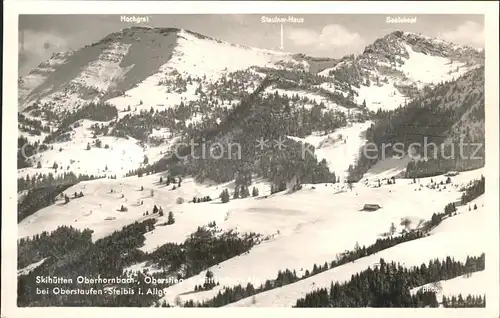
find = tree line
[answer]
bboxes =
[18,221,260,307]
[160,230,426,307]
[293,254,485,307]
[348,66,484,181]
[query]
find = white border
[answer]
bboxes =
[2,2,499,318]
[1,1,498,14]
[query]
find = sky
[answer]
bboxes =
[18,14,484,76]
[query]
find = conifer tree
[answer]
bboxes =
[390,222,397,235]
[252,187,259,197]
[167,211,175,225]
[220,189,230,203]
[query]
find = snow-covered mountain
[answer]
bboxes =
[18,27,293,111]
[19,28,483,113]
[17,28,483,181]
[18,166,487,307]
[319,31,483,111]
[17,27,305,180]
[17,27,487,308]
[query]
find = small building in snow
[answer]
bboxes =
[451,197,464,207]
[362,204,382,211]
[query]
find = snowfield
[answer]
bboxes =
[170,30,291,81]
[399,44,469,87]
[18,119,174,179]
[354,77,408,112]
[287,121,373,181]
[363,156,412,181]
[18,172,272,242]
[149,168,484,306]
[410,270,486,303]
[16,28,488,308]
[225,194,486,307]
[18,51,75,108]
[71,42,133,95]
[107,29,292,112]
[318,40,478,112]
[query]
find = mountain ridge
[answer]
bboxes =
[19,27,483,111]
[15,25,488,309]
[17,28,484,183]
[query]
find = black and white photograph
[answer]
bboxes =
[2,1,499,315]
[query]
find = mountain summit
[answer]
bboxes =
[18,28,484,182]
[18,27,294,111]
[19,28,483,113]
[17,25,487,308]
[364,31,483,62]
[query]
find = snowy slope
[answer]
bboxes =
[17,27,303,179]
[18,51,75,106]
[17,29,483,181]
[152,169,484,306]
[226,194,486,307]
[17,257,49,276]
[18,119,173,179]
[318,31,483,112]
[19,27,293,112]
[398,44,470,86]
[106,29,292,112]
[353,77,408,112]
[18,172,272,242]
[288,121,373,181]
[263,87,359,115]
[362,156,412,181]
[410,270,486,301]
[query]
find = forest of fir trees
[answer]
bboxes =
[18,221,261,307]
